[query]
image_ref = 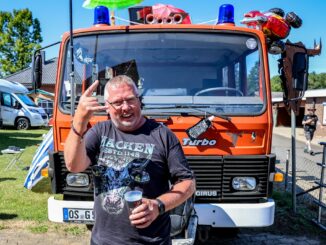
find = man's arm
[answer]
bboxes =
[64,80,108,173]
[64,120,91,173]
[302,116,313,126]
[156,179,195,212]
[130,178,195,228]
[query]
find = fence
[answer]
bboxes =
[273,140,325,228]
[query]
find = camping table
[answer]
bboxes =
[1,148,25,170]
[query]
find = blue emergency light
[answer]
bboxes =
[217,4,234,24]
[94,6,110,25]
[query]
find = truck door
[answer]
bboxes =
[0,92,20,126]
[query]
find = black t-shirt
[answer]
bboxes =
[85,119,193,245]
[303,114,318,132]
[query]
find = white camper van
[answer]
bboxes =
[0,79,48,130]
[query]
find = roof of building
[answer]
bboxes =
[272,89,326,103]
[3,58,57,89]
[303,89,326,98]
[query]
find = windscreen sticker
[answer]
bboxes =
[246,38,257,50]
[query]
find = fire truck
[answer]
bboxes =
[33,3,316,243]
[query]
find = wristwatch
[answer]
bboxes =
[156,198,165,215]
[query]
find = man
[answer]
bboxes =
[64,75,195,245]
[302,106,321,155]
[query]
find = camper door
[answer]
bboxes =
[0,92,20,126]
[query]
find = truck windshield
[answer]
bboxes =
[60,31,265,115]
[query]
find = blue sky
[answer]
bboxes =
[1,0,325,77]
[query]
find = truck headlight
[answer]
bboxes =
[232,177,256,191]
[66,173,89,187]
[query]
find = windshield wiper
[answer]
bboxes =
[142,104,231,121]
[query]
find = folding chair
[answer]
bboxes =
[1,147,25,170]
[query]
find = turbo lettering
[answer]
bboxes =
[182,138,216,146]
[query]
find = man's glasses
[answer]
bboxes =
[107,96,139,109]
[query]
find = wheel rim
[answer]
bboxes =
[17,119,28,130]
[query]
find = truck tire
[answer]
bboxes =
[285,12,302,28]
[16,117,30,130]
[268,8,285,17]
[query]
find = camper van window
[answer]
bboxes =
[16,94,37,107]
[1,93,12,107]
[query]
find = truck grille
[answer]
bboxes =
[187,155,274,203]
[50,152,274,203]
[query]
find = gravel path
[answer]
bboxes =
[0,228,322,245]
[0,229,91,245]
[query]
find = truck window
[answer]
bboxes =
[59,32,265,115]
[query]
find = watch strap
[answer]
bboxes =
[156,198,165,215]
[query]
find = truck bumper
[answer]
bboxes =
[48,196,274,227]
[194,199,275,227]
[48,196,94,223]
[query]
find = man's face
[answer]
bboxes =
[106,83,144,132]
[308,109,315,115]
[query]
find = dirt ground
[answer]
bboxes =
[0,221,323,245]
[0,230,91,245]
[0,221,91,245]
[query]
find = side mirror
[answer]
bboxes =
[33,52,43,89]
[14,101,22,110]
[292,52,308,91]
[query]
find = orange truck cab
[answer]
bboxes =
[34,4,290,243]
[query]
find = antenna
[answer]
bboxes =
[69,0,75,116]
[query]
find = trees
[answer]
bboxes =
[271,75,283,92]
[0,9,42,77]
[271,72,326,92]
[307,72,326,89]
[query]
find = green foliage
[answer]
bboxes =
[0,9,42,77]
[247,61,259,95]
[271,75,283,92]
[308,72,326,89]
[271,72,326,92]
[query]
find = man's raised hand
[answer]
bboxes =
[74,80,108,122]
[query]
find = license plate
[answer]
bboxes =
[63,208,95,223]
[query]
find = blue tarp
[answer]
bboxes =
[24,128,54,190]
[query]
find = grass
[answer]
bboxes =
[250,191,326,241]
[0,128,53,222]
[0,128,75,234]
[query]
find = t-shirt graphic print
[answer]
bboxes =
[92,136,155,215]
